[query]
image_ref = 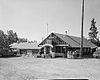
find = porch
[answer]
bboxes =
[40,43,93,58]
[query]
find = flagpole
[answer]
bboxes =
[80,0,84,58]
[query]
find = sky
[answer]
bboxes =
[0,0,100,42]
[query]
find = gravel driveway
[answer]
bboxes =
[0,57,100,80]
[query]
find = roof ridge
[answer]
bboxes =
[53,32,80,38]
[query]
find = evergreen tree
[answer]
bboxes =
[88,18,100,46]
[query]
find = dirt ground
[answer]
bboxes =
[0,56,100,80]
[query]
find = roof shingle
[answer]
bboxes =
[54,33,96,48]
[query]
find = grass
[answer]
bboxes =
[0,57,100,80]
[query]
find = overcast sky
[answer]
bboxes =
[0,0,100,42]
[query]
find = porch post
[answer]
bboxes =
[44,47,46,55]
[50,47,52,53]
[61,47,62,53]
[18,49,21,55]
[54,46,56,53]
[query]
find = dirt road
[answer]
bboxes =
[0,57,100,80]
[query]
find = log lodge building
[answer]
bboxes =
[39,32,96,58]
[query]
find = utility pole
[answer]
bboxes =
[80,0,84,58]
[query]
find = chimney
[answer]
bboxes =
[65,31,67,35]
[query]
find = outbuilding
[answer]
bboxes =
[10,42,41,56]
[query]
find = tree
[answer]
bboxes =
[7,30,18,45]
[0,30,8,48]
[18,38,28,43]
[0,30,10,56]
[88,18,100,46]
[0,30,18,52]
[28,40,37,43]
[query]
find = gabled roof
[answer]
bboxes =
[54,33,96,48]
[10,42,41,49]
[39,32,96,48]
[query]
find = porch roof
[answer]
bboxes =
[41,44,53,48]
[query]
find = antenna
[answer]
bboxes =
[42,37,43,41]
[47,23,48,36]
